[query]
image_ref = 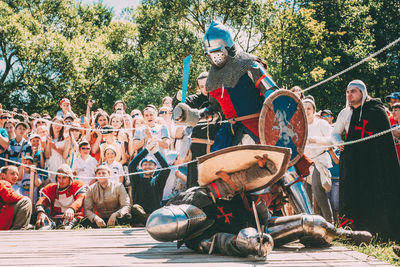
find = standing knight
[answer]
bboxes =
[174,21,279,149]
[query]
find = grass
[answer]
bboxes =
[334,235,400,266]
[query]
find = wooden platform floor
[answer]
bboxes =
[0,228,393,266]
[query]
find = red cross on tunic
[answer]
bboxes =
[216,206,233,224]
[355,119,373,138]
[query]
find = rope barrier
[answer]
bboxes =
[301,36,400,93]
[307,124,400,150]
[0,156,197,180]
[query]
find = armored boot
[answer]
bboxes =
[267,214,372,247]
[199,228,274,257]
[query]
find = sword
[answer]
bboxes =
[252,201,263,257]
[181,55,191,103]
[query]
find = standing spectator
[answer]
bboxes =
[113,100,127,114]
[4,119,16,141]
[327,147,340,223]
[0,112,12,128]
[290,86,305,100]
[386,92,400,109]
[63,123,82,168]
[161,151,186,205]
[30,134,47,185]
[391,103,400,163]
[332,80,400,241]
[303,98,334,223]
[101,146,124,183]
[5,122,32,166]
[16,156,42,204]
[128,145,171,214]
[133,105,169,155]
[72,141,98,185]
[45,118,66,183]
[83,165,132,228]
[0,165,32,230]
[56,98,76,119]
[35,164,86,230]
[0,118,9,167]
[321,110,334,125]
[89,112,109,162]
[161,96,173,108]
[386,92,400,126]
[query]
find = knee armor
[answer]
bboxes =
[146,204,207,242]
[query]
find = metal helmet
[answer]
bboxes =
[146,204,207,242]
[203,21,234,68]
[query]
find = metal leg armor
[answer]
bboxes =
[266,214,372,247]
[199,228,274,257]
[146,204,207,242]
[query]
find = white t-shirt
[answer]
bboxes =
[72,156,98,185]
[102,161,124,183]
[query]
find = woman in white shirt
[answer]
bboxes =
[303,98,334,223]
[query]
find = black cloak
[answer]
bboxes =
[339,98,400,241]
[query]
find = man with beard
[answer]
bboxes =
[332,80,400,241]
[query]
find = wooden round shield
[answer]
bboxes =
[258,90,307,167]
[197,145,291,192]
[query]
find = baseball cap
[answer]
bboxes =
[60,98,70,105]
[386,92,400,101]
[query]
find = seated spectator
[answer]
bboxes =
[35,164,86,230]
[101,146,124,183]
[0,165,32,230]
[128,144,170,214]
[56,98,76,120]
[45,118,66,183]
[161,151,187,206]
[16,156,42,204]
[5,122,32,166]
[83,165,139,228]
[133,105,169,155]
[72,140,98,185]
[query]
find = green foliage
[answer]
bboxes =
[0,0,399,117]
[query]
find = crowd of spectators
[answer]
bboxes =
[0,81,399,231]
[0,95,192,230]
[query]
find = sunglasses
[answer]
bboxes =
[321,115,331,118]
[81,147,91,150]
[131,113,140,118]
[1,116,11,120]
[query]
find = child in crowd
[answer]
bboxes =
[16,156,42,204]
[161,151,187,206]
[101,146,124,184]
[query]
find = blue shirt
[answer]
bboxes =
[0,128,9,167]
[328,149,340,178]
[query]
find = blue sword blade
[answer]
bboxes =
[181,55,191,103]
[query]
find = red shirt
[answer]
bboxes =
[0,180,23,230]
[37,180,86,218]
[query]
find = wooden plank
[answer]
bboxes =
[0,228,393,267]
